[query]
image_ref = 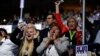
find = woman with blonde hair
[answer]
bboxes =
[10,23,39,56]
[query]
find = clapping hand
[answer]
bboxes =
[48,30,58,41]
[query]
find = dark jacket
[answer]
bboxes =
[85,18,98,43]
[10,28,39,56]
[39,28,49,44]
[65,31,81,45]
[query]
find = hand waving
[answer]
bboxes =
[55,1,61,6]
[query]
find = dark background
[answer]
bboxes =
[0,0,100,21]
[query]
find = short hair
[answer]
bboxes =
[46,13,55,20]
[67,16,78,26]
[49,22,61,33]
[0,28,7,38]
[0,28,7,35]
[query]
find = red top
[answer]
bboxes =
[54,13,81,45]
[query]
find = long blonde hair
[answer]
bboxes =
[19,37,34,56]
[19,24,36,56]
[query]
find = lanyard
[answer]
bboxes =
[69,30,76,45]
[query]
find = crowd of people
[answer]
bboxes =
[0,1,100,56]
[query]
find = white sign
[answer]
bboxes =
[76,45,88,56]
[34,23,42,30]
[0,25,12,33]
[20,0,24,8]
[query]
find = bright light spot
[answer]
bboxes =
[3,19,6,22]
[96,13,99,16]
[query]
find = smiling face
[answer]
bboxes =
[25,27,36,41]
[67,18,77,31]
[24,23,36,41]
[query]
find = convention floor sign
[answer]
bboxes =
[76,45,88,56]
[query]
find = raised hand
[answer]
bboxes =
[55,1,61,6]
[48,29,53,40]
[18,22,26,30]
[55,1,61,13]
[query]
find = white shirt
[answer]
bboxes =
[94,30,100,44]
[45,45,59,56]
[0,38,18,56]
